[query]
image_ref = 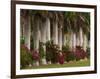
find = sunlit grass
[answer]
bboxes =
[22,59,90,69]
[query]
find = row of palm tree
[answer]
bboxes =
[64,12,90,51]
[20,9,90,66]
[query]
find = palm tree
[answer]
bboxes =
[49,11,59,45]
[64,12,90,52]
[32,10,48,65]
[39,11,51,64]
[64,12,78,51]
[20,10,31,49]
[79,13,90,51]
[58,12,64,50]
[75,12,90,51]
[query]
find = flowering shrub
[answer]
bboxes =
[20,36,25,44]
[62,45,75,62]
[39,42,45,59]
[62,45,70,53]
[45,41,59,63]
[86,47,90,58]
[65,51,75,62]
[45,41,52,62]
[57,52,64,64]
[32,50,40,61]
[20,44,33,68]
[62,45,88,62]
[74,46,87,60]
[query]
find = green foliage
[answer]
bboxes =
[62,45,70,53]
[50,44,59,63]
[86,47,90,58]
[62,45,75,62]
[20,36,25,44]
[64,12,90,35]
[45,40,59,63]
[39,42,45,59]
[20,45,33,68]
[66,51,75,62]
[45,41,52,61]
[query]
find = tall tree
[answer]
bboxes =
[64,12,78,51]
[21,10,31,49]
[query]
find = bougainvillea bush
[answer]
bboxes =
[86,47,90,58]
[45,41,59,64]
[20,44,33,68]
[45,41,53,62]
[62,45,88,62]
[74,46,88,61]
[32,50,40,61]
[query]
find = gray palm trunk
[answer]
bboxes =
[40,19,48,65]
[68,33,72,50]
[58,26,63,50]
[79,27,83,47]
[72,32,76,51]
[76,35,80,46]
[46,17,51,64]
[52,20,58,44]
[34,17,40,50]
[24,15,31,49]
[46,18,51,41]
[83,34,87,51]
[63,34,67,46]
[33,17,40,66]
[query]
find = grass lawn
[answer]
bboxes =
[22,59,90,69]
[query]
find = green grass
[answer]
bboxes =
[22,59,90,69]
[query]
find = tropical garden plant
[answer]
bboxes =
[20,44,33,68]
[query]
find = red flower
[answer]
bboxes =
[57,52,64,64]
[32,50,40,61]
[21,44,30,52]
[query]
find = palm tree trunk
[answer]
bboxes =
[69,32,73,50]
[83,35,87,51]
[52,21,58,44]
[79,28,83,47]
[46,18,51,64]
[46,18,51,41]
[34,18,40,50]
[24,15,31,49]
[58,26,62,50]
[40,20,47,65]
[72,32,76,51]
[20,16,23,38]
[76,35,80,46]
[33,17,40,66]
[63,34,67,46]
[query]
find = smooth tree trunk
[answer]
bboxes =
[72,32,76,51]
[46,18,51,64]
[62,31,65,46]
[76,35,80,46]
[69,32,73,50]
[46,18,51,41]
[20,16,23,38]
[52,21,58,44]
[83,34,87,51]
[34,17,40,50]
[33,17,40,66]
[58,26,62,50]
[63,34,67,46]
[79,28,83,47]
[24,15,31,49]
[40,20,47,65]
